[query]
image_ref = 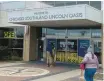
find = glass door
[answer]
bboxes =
[66,39,78,63]
[56,39,66,62]
[93,39,101,63]
[37,39,43,60]
[56,39,78,63]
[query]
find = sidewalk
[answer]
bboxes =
[0,62,25,68]
[0,61,79,81]
[24,69,103,81]
[28,69,80,81]
[0,61,103,81]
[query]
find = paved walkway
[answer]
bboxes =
[0,67,49,77]
[0,61,103,81]
[0,62,25,68]
[29,69,80,81]
[24,69,103,81]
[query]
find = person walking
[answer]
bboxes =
[81,45,99,81]
[51,42,56,66]
[46,42,53,67]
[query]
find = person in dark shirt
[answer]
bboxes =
[46,43,52,55]
[46,42,53,67]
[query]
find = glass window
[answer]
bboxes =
[47,28,56,35]
[93,39,101,53]
[42,28,46,37]
[55,29,66,36]
[93,39,101,63]
[65,1,76,6]
[57,39,66,51]
[46,28,66,36]
[42,1,55,6]
[0,29,5,37]
[68,29,91,37]
[67,40,77,53]
[90,1,101,10]
[42,28,45,33]
[10,49,23,57]
[15,27,24,38]
[77,1,89,5]
[0,39,9,46]
[9,39,23,48]
[0,28,15,38]
[91,29,101,38]
[54,1,65,7]
[0,30,4,37]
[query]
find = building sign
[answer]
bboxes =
[4,31,16,38]
[9,13,83,22]
[78,39,90,57]
[8,5,85,22]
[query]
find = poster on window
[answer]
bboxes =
[78,39,90,57]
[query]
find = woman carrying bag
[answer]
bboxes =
[80,63,85,81]
[80,45,99,81]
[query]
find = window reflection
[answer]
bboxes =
[57,39,66,51]
[94,40,101,53]
[54,1,65,7]
[90,1,101,10]
[77,1,89,5]
[91,29,101,38]
[9,39,23,48]
[67,40,77,53]
[93,40,101,63]
[55,29,66,36]
[42,28,45,33]
[42,28,46,37]
[46,28,66,36]
[65,1,76,6]
[15,27,24,38]
[47,28,56,35]
[68,29,90,37]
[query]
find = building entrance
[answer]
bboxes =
[46,38,90,64]
[37,39,43,60]
[42,27,102,64]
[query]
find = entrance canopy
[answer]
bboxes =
[8,4,102,27]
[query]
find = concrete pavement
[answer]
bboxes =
[0,61,103,81]
[27,69,103,81]
[0,62,25,68]
[29,69,80,81]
